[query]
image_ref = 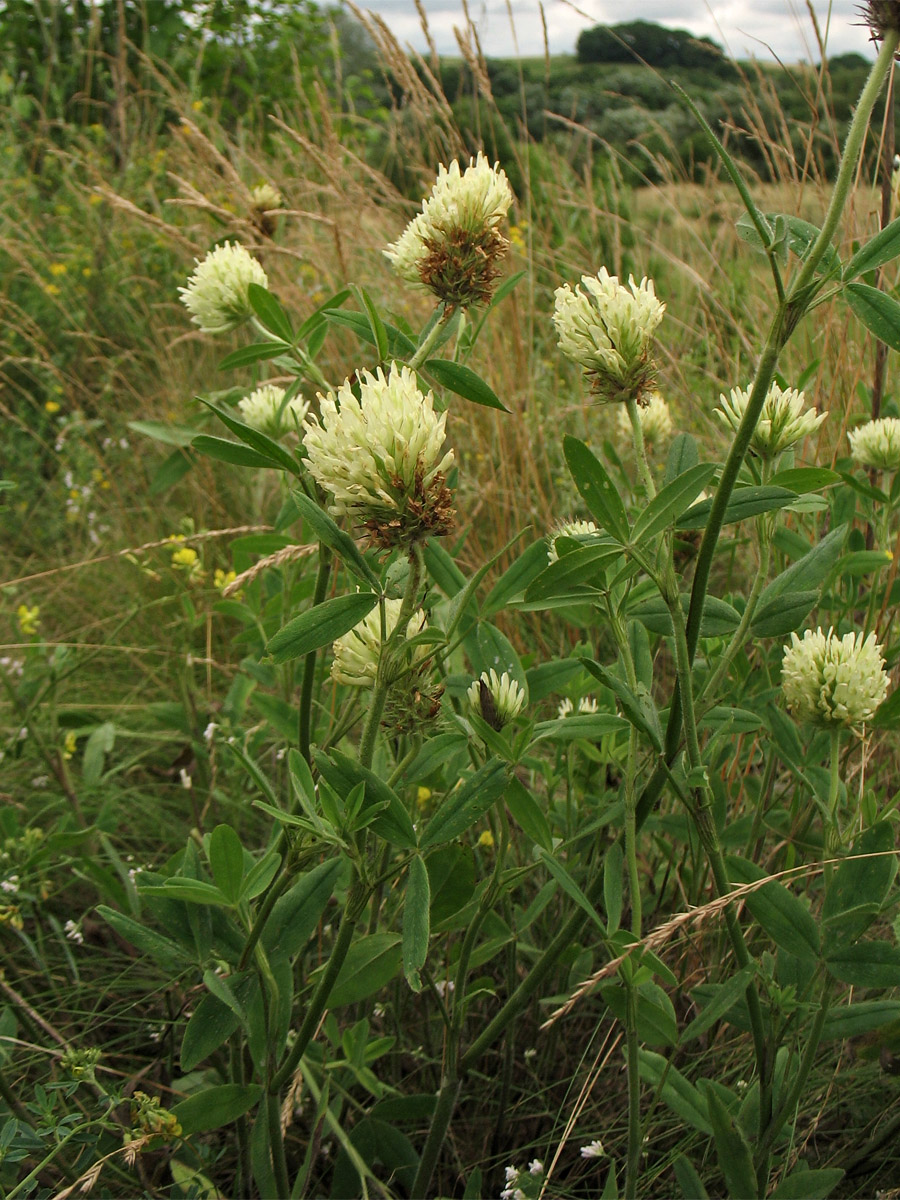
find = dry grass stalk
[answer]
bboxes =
[542,851,899,1029]
[223,542,316,597]
[52,1135,153,1200]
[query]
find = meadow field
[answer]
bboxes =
[4,3,900,1197]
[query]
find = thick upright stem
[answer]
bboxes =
[299,546,332,763]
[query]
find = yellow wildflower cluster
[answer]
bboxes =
[63,731,77,761]
[17,604,40,636]
[130,1091,182,1141]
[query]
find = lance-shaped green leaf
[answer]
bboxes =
[248,282,294,342]
[218,341,290,370]
[845,282,900,353]
[705,1087,757,1200]
[482,538,552,615]
[419,760,508,850]
[844,214,900,280]
[423,359,508,412]
[505,776,552,850]
[563,436,629,543]
[402,855,431,992]
[581,657,662,751]
[128,419,203,447]
[327,934,402,1007]
[770,1168,845,1199]
[750,590,818,638]
[525,542,622,602]
[758,525,845,605]
[736,212,841,274]
[638,1049,711,1135]
[314,749,418,849]
[631,463,715,545]
[681,965,756,1043]
[664,433,700,486]
[630,594,740,639]
[267,592,378,665]
[727,857,820,962]
[768,466,841,492]
[195,397,299,475]
[296,287,352,341]
[192,435,275,469]
[825,940,900,987]
[323,308,416,359]
[290,490,379,588]
[172,1083,262,1136]
[208,825,245,904]
[677,486,797,530]
[354,284,388,362]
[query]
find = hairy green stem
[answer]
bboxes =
[626,397,657,499]
[299,546,333,763]
[825,727,843,885]
[700,516,771,702]
[624,982,643,1200]
[408,308,450,370]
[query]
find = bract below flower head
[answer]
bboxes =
[553,268,665,404]
[331,599,429,688]
[467,669,526,730]
[178,242,267,334]
[848,416,900,471]
[385,152,513,308]
[782,627,889,731]
[303,363,455,548]
[616,389,674,452]
[238,384,308,437]
[716,382,825,459]
[547,518,599,563]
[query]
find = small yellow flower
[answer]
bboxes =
[191,99,204,112]
[69,488,80,501]
[477,829,494,849]
[17,604,40,636]
[171,547,198,569]
[49,262,68,277]
[213,568,237,591]
[416,786,432,811]
[81,267,92,278]
[100,479,111,490]
[43,283,61,296]
[88,194,103,207]
[63,731,77,760]
[45,400,61,413]
[0,906,23,930]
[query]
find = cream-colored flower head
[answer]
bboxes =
[616,390,673,452]
[848,417,900,471]
[332,600,429,688]
[385,153,513,308]
[717,382,825,459]
[553,268,665,403]
[238,385,308,437]
[782,627,889,731]
[467,669,526,730]
[547,518,599,564]
[250,183,282,210]
[303,363,454,547]
[558,696,598,719]
[178,242,267,334]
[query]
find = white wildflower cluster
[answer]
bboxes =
[331,600,429,688]
[547,518,599,564]
[0,876,19,895]
[553,268,665,404]
[385,153,514,307]
[580,1139,606,1159]
[238,384,308,437]
[64,919,84,945]
[303,364,454,547]
[716,382,826,459]
[848,416,900,471]
[178,242,267,334]
[558,696,599,719]
[467,669,526,730]
[500,1161,543,1200]
[0,657,24,679]
[616,390,674,452]
[782,628,889,731]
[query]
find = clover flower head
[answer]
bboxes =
[178,242,267,334]
[385,152,513,307]
[303,363,455,547]
[250,182,281,210]
[616,390,673,452]
[716,382,825,459]
[547,518,599,563]
[782,627,889,731]
[558,696,598,719]
[331,600,429,688]
[238,384,308,437]
[553,268,665,403]
[467,669,526,730]
[848,416,900,471]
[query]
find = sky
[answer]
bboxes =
[350,1,879,63]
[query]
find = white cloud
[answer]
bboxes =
[351,0,877,61]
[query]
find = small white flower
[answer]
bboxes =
[580,1139,605,1159]
[178,241,267,334]
[331,600,429,688]
[557,697,574,719]
[250,182,282,210]
[848,416,900,471]
[504,1167,518,1184]
[1,876,19,895]
[716,382,826,459]
[179,768,193,790]
[467,669,526,730]
[434,979,455,998]
[528,1159,543,1176]
[238,384,308,437]
[385,153,513,307]
[553,268,665,403]
[304,364,454,547]
[782,627,889,731]
[64,920,84,945]
[578,697,598,714]
[30,775,50,789]
[524,1047,537,1060]
[203,722,218,743]
[616,390,674,452]
[547,518,599,564]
